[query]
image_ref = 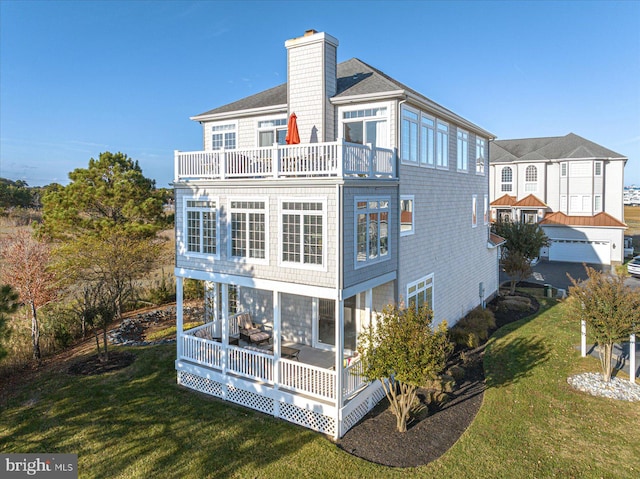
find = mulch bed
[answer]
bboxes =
[68,350,136,376]
[336,291,539,468]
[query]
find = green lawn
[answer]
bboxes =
[1,298,639,478]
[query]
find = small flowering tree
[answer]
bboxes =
[567,266,640,382]
[357,303,452,432]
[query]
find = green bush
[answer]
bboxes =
[449,306,496,349]
[183,279,204,300]
[146,272,176,305]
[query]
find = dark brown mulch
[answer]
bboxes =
[336,292,539,468]
[68,350,136,376]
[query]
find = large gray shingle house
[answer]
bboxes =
[489,133,627,265]
[173,30,499,438]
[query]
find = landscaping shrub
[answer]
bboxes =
[449,306,496,349]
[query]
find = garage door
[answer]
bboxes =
[549,239,610,265]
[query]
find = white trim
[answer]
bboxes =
[338,101,392,149]
[227,196,270,265]
[353,196,391,269]
[406,273,435,316]
[182,195,220,260]
[400,195,415,236]
[191,104,288,122]
[341,271,396,300]
[476,137,486,175]
[278,197,328,272]
[255,114,288,148]
[457,128,469,172]
[436,119,449,170]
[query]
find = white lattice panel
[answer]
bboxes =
[178,371,223,398]
[279,402,336,436]
[227,385,274,415]
[343,400,371,432]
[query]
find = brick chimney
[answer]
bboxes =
[285,30,339,143]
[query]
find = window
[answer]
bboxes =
[258,118,287,147]
[472,195,478,227]
[457,129,469,171]
[401,108,419,163]
[476,137,486,175]
[344,106,388,147]
[483,194,489,225]
[594,195,602,212]
[420,114,435,167]
[436,121,449,168]
[211,123,236,150]
[595,161,602,176]
[525,165,537,192]
[281,201,324,266]
[501,167,513,192]
[400,196,414,236]
[570,195,593,213]
[407,274,434,313]
[560,195,567,212]
[522,211,538,224]
[230,200,267,260]
[561,162,567,177]
[356,198,390,265]
[185,199,218,256]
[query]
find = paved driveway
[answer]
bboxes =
[501,260,608,292]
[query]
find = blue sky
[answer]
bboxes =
[1,0,639,188]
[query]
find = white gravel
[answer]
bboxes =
[567,372,640,402]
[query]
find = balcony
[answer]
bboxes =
[174,140,396,182]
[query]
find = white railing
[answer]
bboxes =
[342,357,367,399]
[175,140,396,181]
[279,358,336,401]
[181,334,222,368]
[227,345,274,384]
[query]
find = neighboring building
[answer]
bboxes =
[173,30,499,438]
[489,133,627,265]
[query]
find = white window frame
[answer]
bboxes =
[472,194,478,228]
[483,194,489,225]
[210,121,237,151]
[501,166,513,192]
[228,197,269,264]
[407,274,434,315]
[594,161,603,176]
[354,196,391,269]
[561,162,568,177]
[594,195,603,212]
[525,165,537,192]
[183,196,220,259]
[476,137,486,175]
[400,105,419,164]
[420,113,435,167]
[278,198,327,271]
[457,129,469,172]
[436,120,449,169]
[256,116,287,147]
[400,195,415,236]
[340,101,390,148]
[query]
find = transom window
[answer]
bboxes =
[457,129,469,171]
[343,106,388,147]
[258,118,287,147]
[281,201,324,266]
[230,200,267,260]
[501,167,513,192]
[525,165,537,192]
[407,274,434,314]
[400,196,414,236]
[356,198,390,266]
[211,123,236,150]
[185,199,218,256]
[476,138,486,175]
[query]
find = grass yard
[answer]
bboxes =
[625,205,640,237]
[1,298,639,478]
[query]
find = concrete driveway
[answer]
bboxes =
[501,259,608,292]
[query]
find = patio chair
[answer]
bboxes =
[236,312,272,345]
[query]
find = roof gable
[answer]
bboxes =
[540,211,626,228]
[490,194,517,207]
[513,194,547,208]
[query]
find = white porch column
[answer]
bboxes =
[221,283,229,373]
[204,281,220,336]
[335,299,345,408]
[273,291,281,389]
[581,320,587,357]
[365,289,373,329]
[630,334,636,385]
[176,276,184,359]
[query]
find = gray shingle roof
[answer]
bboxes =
[192,58,493,136]
[490,133,625,163]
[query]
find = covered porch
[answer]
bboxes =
[174,272,395,438]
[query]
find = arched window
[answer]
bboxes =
[525,165,537,192]
[501,167,513,192]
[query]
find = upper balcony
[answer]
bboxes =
[174,140,396,182]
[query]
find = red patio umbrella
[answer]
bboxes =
[285,113,300,145]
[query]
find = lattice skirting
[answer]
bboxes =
[178,371,336,436]
[342,383,386,433]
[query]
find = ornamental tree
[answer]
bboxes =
[357,304,452,432]
[0,230,57,363]
[567,266,640,382]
